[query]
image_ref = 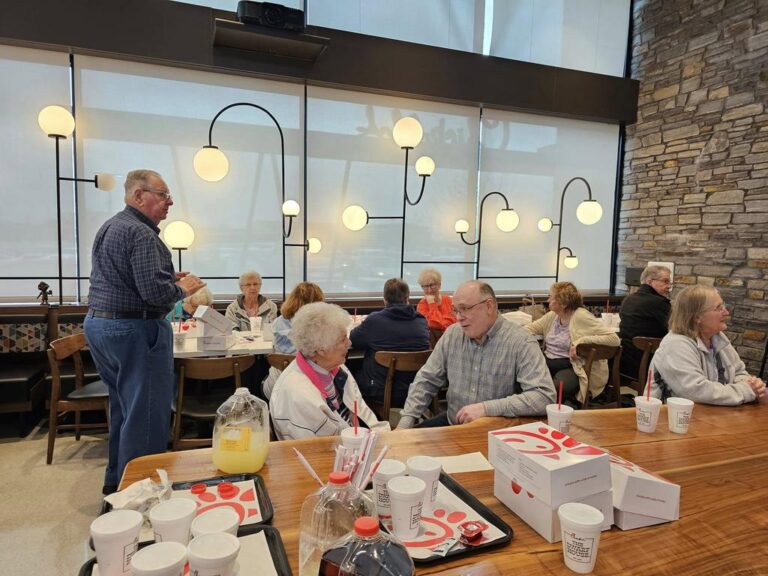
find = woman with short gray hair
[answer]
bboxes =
[269,302,387,440]
[225,270,278,330]
[165,286,214,322]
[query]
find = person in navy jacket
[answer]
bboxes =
[351,278,430,409]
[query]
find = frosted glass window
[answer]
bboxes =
[306,87,479,295]
[0,46,72,301]
[478,109,619,292]
[73,55,304,300]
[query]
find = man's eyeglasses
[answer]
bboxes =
[421,283,437,290]
[452,298,490,316]
[141,187,173,202]
[651,277,672,285]
[705,302,728,313]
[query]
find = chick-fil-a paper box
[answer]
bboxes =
[609,453,680,522]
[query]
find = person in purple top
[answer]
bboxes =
[84,169,205,494]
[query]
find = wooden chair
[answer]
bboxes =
[372,350,432,421]
[629,336,662,394]
[266,353,295,371]
[46,333,109,464]
[172,355,256,451]
[577,343,622,409]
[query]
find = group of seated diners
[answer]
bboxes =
[181,265,766,442]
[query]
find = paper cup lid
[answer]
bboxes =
[91,509,143,536]
[191,507,239,534]
[387,475,426,497]
[406,455,441,472]
[188,532,241,564]
[558,502,604,529]
[375,459,406,476]
[149,498,197,522]
[131,542,187,572]
[667,397,694,407]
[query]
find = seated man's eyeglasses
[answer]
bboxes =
[141,187,173,201]
[452,299,490,316]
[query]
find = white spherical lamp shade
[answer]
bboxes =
[454,219,470,234]
[194,146,229,182]
[415,156,435,176]
[342,205,368,231]
[392,117,423,148]
[38,106,75,137]
[496,209,519,232]
[95,173,116,191]
[537,217,553,232]
[564,255,579,269]
[307,237,322,254]
[576,200,603,225]
[163,220,195,249]
[282,200,301,217]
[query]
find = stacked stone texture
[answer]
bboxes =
[620,0,768,373]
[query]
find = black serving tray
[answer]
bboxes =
[79,525,292,576]
[100,473,273,527]
[383,472,513,565]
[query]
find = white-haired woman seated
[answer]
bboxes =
[225,270,278,330]
[165,286,214,322]
[269,302,389,440]
[648,285,765,405]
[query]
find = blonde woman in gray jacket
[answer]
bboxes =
[648,285,765,405]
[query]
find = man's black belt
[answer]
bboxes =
[90,310,166,320]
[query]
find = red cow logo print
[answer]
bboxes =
[492,426,605,460]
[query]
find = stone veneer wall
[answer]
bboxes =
[619,0,768,374]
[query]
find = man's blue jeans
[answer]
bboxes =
[84,314,174,488]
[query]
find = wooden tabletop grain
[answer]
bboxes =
[121,402,768,575]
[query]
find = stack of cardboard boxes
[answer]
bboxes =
[192,305,235,350]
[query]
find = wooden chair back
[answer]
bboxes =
[267,353,295,371]
[577,343,622,409]
[46,333,109,464]
[633,336,662,392]
[172,355,256,450]
[373,350,432,421]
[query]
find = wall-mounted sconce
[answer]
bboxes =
[342,116,436,277]
[38,105,116,304]
[162,220,195,270]
[453,191,521,279]
[194,102,320,297]
[538,176,602,281]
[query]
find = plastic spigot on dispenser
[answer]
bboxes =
[212,387,270,474]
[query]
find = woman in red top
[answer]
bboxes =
[416,268,457,347]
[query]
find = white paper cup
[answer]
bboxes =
[372,459,407,520]
[262,321,274,342]
[249,316,262,333]
[405,455,442,514]
[172,331,187,347]
[546,404,575,433]
[90,509,144,576]
[190,508,240,538]
[130,541,187,576]
[667,397,694,434]
[340,427,370,451]
[187,532,241,576]
[387,475,426,540]
[149,498,198,545]
[634,396,662,433]
[558,502,605,574]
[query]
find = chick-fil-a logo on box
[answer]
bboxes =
[491,425,605,461]
[608,452,672,483]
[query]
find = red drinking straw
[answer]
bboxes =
[353,400,359,435]
[558,381,564,411]
[606,298,610,313]
[646,367,652,401]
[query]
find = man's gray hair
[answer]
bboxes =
[641,265,671,284]
[289,302,350,358]
[124,169,162,202]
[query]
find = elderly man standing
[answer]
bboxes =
[85,169,205,494]
[619,264,672,380]
[397,281,555,429]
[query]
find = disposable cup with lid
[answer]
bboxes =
[340,427,370,451]
[130,541,187,576]
[149,498,198,545]
[667,397,694,434]
[558,502,605,574]
[406,455,442,513]
[190,507,240,538]
[546,404,575,433]
[90,509,143,576]
[634,396,662,433]
[373,459,407,520]
[187,531,241,576]
[387,475,426,540]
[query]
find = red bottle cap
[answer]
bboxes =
[217,482,236,497]
[328,471,350,484]
[190,483,207,495]
[354,516,380,537]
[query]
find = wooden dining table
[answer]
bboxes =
[121,402,768,575]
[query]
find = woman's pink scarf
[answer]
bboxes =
[296,351,339,399]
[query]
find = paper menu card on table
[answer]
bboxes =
[237,531,279,576]
[434,452,494,474]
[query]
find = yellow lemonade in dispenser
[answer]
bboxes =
[212,388,270,474]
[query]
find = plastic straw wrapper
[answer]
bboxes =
[333,445,344,472]
[352,432,378,487]
[358,445,389,490]
[293,447,324,487]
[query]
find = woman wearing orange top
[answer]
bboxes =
[416,268,457,347]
